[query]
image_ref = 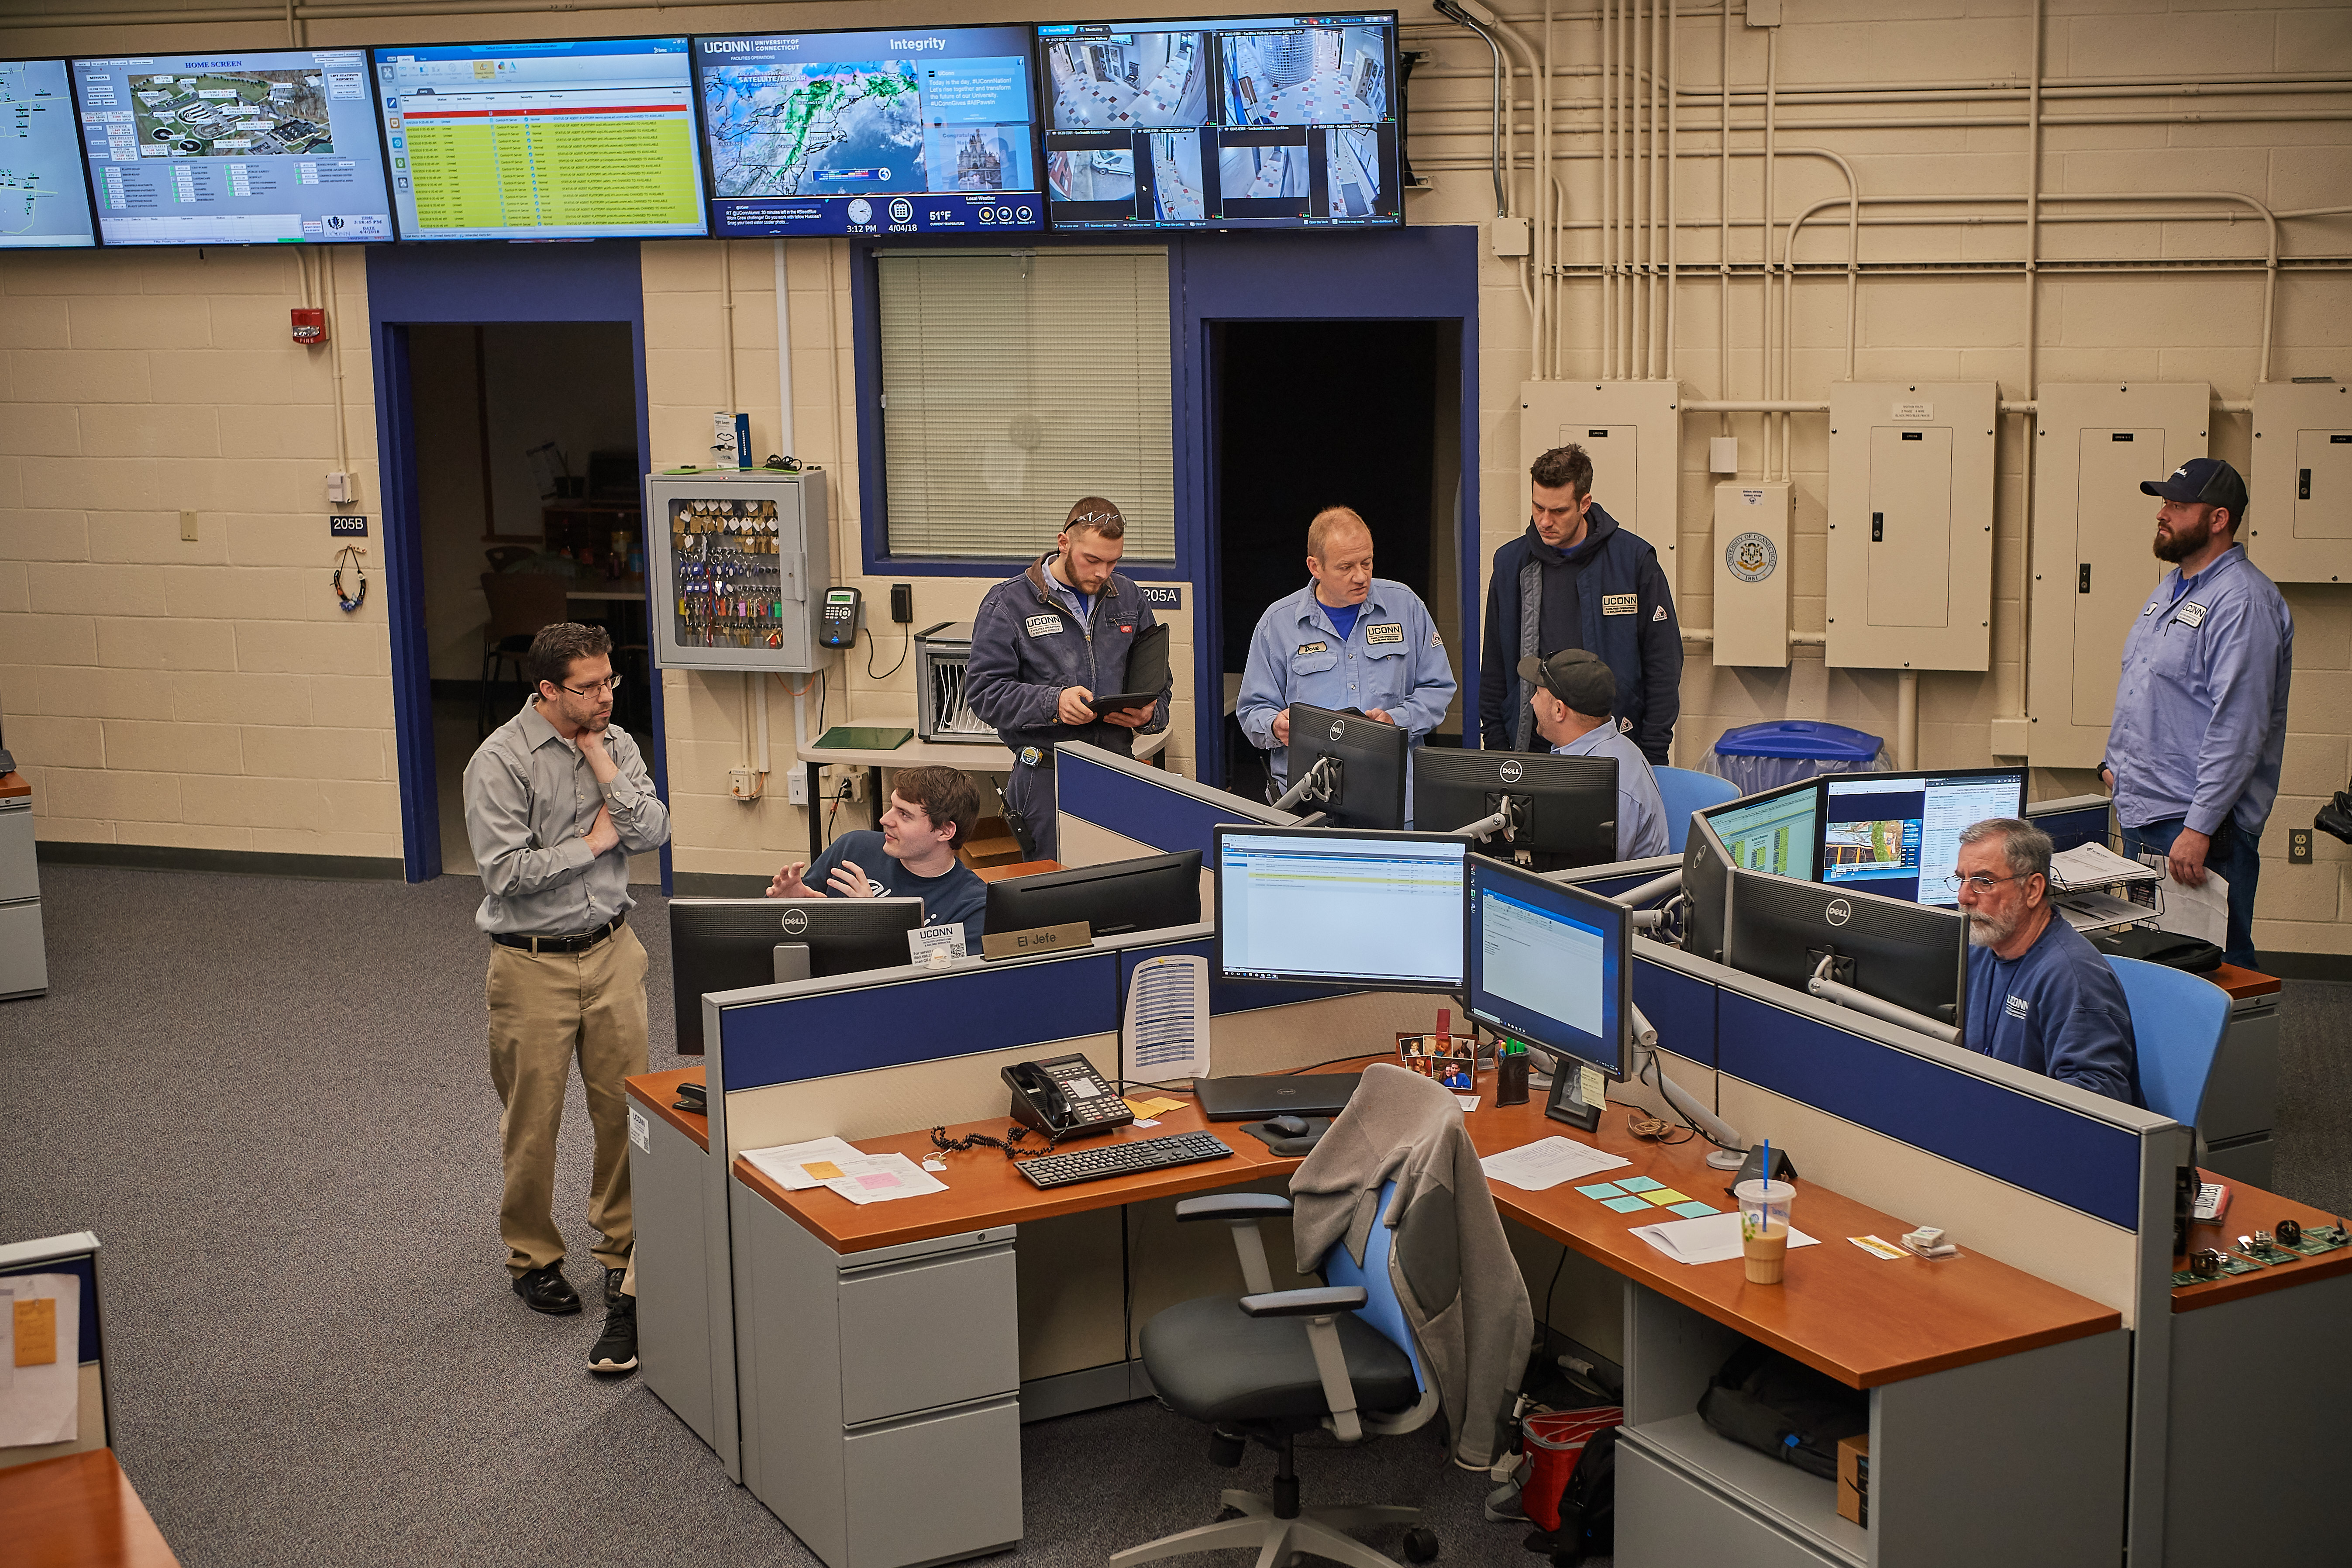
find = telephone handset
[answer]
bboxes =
[1003,1053,1135,1139]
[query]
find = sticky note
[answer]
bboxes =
[1616,1176,1663,1193]
[799,1161,845,1181]
[1642,1188,1693,1206]
[857,1171,902,1191]
[1603,1195,1653,1213]
[1849,1234,1908,1261]
[1669,1201,1719,1219]
[14,1298,56,1368]
[1576,1182,1627,1199]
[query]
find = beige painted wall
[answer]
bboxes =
[3,2,2349,947]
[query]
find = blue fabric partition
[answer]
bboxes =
[719,953,1119,1092]
[1716,991,2145,1228]
[1634,955,1717,1068]
[1060,751,1267,859]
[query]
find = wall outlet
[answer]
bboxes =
[821,765,866,803]
[786,770,810,806]
[2290,828,2314,865]
[728,767,762,802]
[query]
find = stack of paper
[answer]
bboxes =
[742,1136,868,1191]
[817,1152,949,1206]
[2049,842,2159,891]
[1629,1211,1821,1266]
[1481,1136,1632,1192]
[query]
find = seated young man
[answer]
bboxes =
[768,765,988,948]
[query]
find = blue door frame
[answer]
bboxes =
[366,241,665,887]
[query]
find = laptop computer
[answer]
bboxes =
[1193,1073,1362,1121]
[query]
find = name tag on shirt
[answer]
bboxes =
[1296,640,1329,655]
[1024,614,1062,638]
[2175,600,2208,628]
[1602,593,1639,616]
[2005,994,2030,1020]
[1365,622,1405,645]
[2142,602,2158,617]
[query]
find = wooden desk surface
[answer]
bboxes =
[0,1450,178,1568]
[625,1066,708,1153]
[2206,962,2283,1001]
[972,860,1063,883]
[2172,1168,2352,1313]
[0,771,28,800]
[736,1060,2118,1390]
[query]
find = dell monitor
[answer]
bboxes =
[1416,748,1618,872]
[1681,778,1821,963]
[1,59,98,248]
[1720,866,1970,1034]
[72,46,394,245]
[985,850,1202,940]
[1467,855,1631,1089]
[1818,767,2025,907]
[1215,825,1465,991]
[1037,13,1402,233]
[693,24,1043,238]
[372,36,706,241]
[1281,703,1408,831]
[669,896,925,1053]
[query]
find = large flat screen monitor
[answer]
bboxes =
[985,850,1200,939]
[72,47,393,245]
[1722,866,1970,1032]
[1467,854,1629,1079]
[1215,826,1464,991]
[1415,748,1617,872]
[1283,703,1408,831]
[693,24,1043,238]
[1817,767,2025,907]
[2,59,98,248]
[669,896,926,1053]
[372,36,706,241]
[1037,12,1401,233]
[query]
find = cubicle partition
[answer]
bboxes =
[0,1232,110,1471]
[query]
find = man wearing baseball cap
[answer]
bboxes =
[2101,456,2293,968]
[1519,648,1668,862]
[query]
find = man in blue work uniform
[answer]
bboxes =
[1953,818,2143,1106]
[1519,648,1668,862]
[1480,443,1681,764]
[1236,506,1457,813]
[2100,458,2292,969]
[967,497,1171,861]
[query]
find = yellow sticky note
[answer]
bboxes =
[1126,1097,1183,1118]
[1642,1188,1692,1206]
[14,1297,56,1368]
[1849,1234,1908,1261]
[799,1161,845,1181]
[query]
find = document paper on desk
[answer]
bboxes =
[1122,954,1211,1086]
[2049,841,2158,889]
[1629,1212,1821,1266]
[1481,1136,1631,1192]
[820,1152,949,1206]
[743,1136,868,1191]
[0,1273,79,1447]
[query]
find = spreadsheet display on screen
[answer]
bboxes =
[1219,833,1464,988]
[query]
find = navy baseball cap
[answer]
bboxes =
[2141,456,2249,518]
[1518,648,1617,717]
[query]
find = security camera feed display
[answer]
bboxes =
[1819,770,2025,906]
[70,48,392,245]
[1,59,96,248]
[1038,12,1400,232]
[693,26,1043,237]
[372,37,706,241]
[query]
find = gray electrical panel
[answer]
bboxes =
[644,468,831,673]
[1825,382,1997,672]
[2246,380,2352,583]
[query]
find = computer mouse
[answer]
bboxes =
[1267,1114,1312,1137]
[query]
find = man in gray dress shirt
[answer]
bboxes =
[464,622,669,1373]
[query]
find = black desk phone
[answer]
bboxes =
[1003,1054,1134,1139]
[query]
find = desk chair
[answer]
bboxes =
[2105,953,2228,1130]
[1114,1183,1441,1568]
[478,572,569,735]
[1653,766,1740,853]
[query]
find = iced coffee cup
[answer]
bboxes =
[1736,1179,1797,1285]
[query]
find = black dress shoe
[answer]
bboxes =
[513,1262,581,1315]
[590,1296,637,1375]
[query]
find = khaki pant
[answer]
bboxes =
[486,922,648,1278]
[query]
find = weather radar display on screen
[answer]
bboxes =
[1,59,96,248]
[693,26,1042,237]
[1038,12,1400,232]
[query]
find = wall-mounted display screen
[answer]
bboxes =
[2,59,97,248]
[71,47,392,245]
[1037,12,1399,232]
[692,25,1043,238]
[372,36,706,241]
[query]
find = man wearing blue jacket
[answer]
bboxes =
[1236,506,1457,810]
[1479,444,1681,764]
[966,497,1171,861]
[1954,818,2143,1107]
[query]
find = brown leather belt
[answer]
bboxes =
[492,913,624,955]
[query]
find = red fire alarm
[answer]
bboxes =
[291,307,327,345]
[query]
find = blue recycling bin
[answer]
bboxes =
[1701,720,1891,794]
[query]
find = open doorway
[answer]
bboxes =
[408,322,658,882]
[1209,318,1463,797]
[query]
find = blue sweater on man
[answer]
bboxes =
[1963,913,2143,1107]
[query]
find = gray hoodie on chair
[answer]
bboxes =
[1289,1063,1534,1470]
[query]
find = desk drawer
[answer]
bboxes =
[0,900,46,999]
[838,1241,1018,1425]
[1617,1435,1851,1568]
[0,804,34,903]
[844,1396,1021,1568]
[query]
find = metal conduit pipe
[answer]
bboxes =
[1411,75,2352,105]
[1433,1,1511,217]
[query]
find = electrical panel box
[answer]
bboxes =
[1825,382,1997,671]
[1713,481,1792,668]
[1520,381,1683,567]
[2246,380,2352,583]
[2025,383,2209,768]
[644,468,831,674]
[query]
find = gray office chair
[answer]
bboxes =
[1113,1182,1442,1568]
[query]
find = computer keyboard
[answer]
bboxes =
[1015,1131,1235,1189]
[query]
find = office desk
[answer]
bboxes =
[2199,963,2283,1186]
[0,1449,178,1568]
[624,1068,722,1457]
[795,731,1170,858]
[736,1068,2126,1568]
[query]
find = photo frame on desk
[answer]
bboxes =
[1544,1055,1603,1132]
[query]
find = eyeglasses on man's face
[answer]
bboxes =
[1943,871,2021,894]
[561,675,622,698]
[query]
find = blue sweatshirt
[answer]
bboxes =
[804,831,988,947]
[1963,913,2143,1107]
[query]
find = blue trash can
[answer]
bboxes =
[1701,720,1891,795]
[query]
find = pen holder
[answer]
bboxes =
[1496,1052,1530,1106]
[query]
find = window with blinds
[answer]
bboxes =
[877,248,1174,562]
